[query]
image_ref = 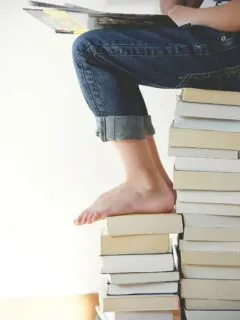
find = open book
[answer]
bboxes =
[23,1,178,35]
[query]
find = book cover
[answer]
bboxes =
[168,147,239,160]
[180,240,240,266]
[181,88,240,106]
[177,191,240,205]
[176,201,240,216]
[175,98,240,120]
[184,226,240,242]
[102,281,179,296]
[101,253,175,274]
[185,310,240,320]
[185,299,240,310]
[182,265,240,280]
[96,306,174,320]
[181,279,240,300]
[107,271,180,285]
[102,214,183,237]
[169,123,240,150]
[174,170,240,191]
[99,294,180,312]
[100,233,170,256]
[24,1,178,34]
[175,157,240,173]
[174,117,240,133]
[183,213,240,228]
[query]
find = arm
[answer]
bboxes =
[193,1,240,31]
[160,0,204,14]
[160,0,179,15]
[168,1,240,32]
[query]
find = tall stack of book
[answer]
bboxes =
[96,214,183,320]
[169,88,240,320]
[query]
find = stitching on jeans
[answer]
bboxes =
[177,64,240,88]
[74,45,100,115]
[74,45,107,116]
[93,44,238,57]
[92,67,108,114]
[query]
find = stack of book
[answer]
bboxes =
[169,88,240,320]
[96,214,183,320]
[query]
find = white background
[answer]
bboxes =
[0,0,211,298]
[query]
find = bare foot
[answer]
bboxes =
[74,182,175,225]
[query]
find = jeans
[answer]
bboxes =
[72,24,240,142]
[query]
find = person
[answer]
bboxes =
[73,0,240,225]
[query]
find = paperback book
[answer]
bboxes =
[23,1,178,34]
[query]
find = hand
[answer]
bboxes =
[168,5,198,26]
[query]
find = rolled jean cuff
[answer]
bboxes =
[96,115,155,142]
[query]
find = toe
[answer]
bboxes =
[90,212,100,224]
[74,210,88,225]
[81,211,90,225]
[86,212,94,224]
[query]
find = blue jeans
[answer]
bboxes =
[72,25,240,141]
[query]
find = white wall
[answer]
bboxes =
[1,0,211,298]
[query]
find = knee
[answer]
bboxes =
[72,30,101,63]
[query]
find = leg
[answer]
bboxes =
[146,135,173,190]
[72,26,238,225]
[78,139,174,225]
[146,135,177,203]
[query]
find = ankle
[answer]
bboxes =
[126,168,167,191]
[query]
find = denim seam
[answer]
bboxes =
[179,64,240,80]
[92,66,107,113]
[75,45,108,115]
[79,39,238,58]
[177,64,240,88]
[74,46,101,115]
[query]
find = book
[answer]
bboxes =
[185,299,240,310]
[185,310,240,320]
[173,170,240,191]
[175,157,240,173]
[177,191,240,205]
[180,240,240,266]
[101,281,179,296]
[184,226,240,242]
[181,279,240,300]
[101,253,174,274]
[181,88,240,106]
[23,1,178,34]
[99,294,180,312]
[174,98,240,120]
[96,307,174,320]
[102,214,183,237]
[182,265,240,280]
[107,272,180,285]
[183,213,240,228]
[100,233,170,256]
[168,147,239,160]
[176,201,240,216]
[174,117,240,133]
[169,124,240,150]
